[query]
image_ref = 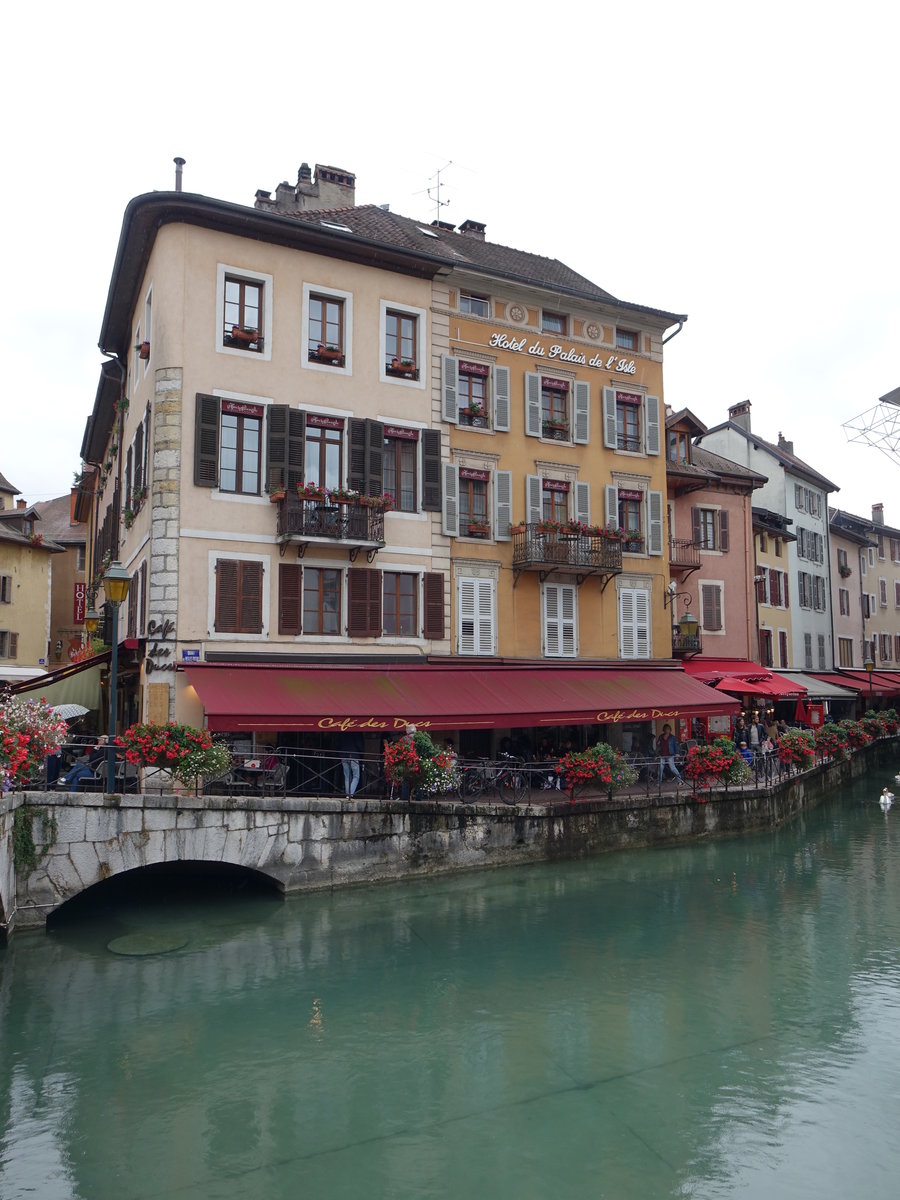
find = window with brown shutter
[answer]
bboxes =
[279,563,303,635]
[215,559,263,634]
[347,418,385,497]
[421,429,442,511]
[348,568,381,637]
[195,394,220,487]
[382,572,416,637]
[266,405,306,493]
[423,572,445,640]
[701,583,722,631]
[718,510,729,551]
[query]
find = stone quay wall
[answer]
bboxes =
[1,738,895,937]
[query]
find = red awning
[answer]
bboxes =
[827,669,900,697]
[683,657,806,698]
[183,662,738,734]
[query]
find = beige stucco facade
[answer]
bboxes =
[0,541,53,676]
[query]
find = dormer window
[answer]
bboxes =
[667,431,690,463]
[541,311,567,335]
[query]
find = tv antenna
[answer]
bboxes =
[427,161,453,224]
[843,386,900,467]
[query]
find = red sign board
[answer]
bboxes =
[74,581,86,624]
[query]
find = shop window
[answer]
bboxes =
[214,559,263,634]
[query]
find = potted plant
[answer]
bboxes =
[624,530,645,551]
[462,401,487,427]
[510,522,526,535]
[138,341,150,361]
[123,507,135,529]
[229,326,259,347]
[542,419,569,440]
[268,486,286,503]
[315,343,343,363]
[390,357,417,377]
[328,485,359,505]
[839,564,852,578]
[359,492,395,512]
[466,520,491,538]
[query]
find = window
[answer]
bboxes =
[305,416,343,492]
[798,571,811,608]
[143,289,152,372]
[891,537,900,563]
[458,362,489,426]
[895,634,900,662]
[220,408,261,495]
[0,631,18,658]
[542,311,567,335]
[618,491,643,543]
[837,547,848,571]
[459,469,489,537]
[443,358,511,432]
[541,377,570,439]
[767,569,786,607]
[693,507,729,552]
[604,484,663,555]
[861,552,867,576]
[667,431,689,463]
[75,546,86,572]
[460,292,490,317]
[615,329,638,350]
[775,538,782,558]
[543,583,577,658]
[194,395,265,494]
[0,575,11,603]
[895,580,900,608]
[797,528,824,563]
[602,388,660,456]
[759,628,773,667]
[794,485,821,517]
[223,276,263,351]
[818,634,827,670]
[839,588,850,616]
[880,633,893,661]
[542,480,569,524]
[779,630,789,668]
[619,586,650,658]
[457,576,495,655]
[385,308,418,375]
[878,534,885,560]
[804,633,813,670]
[879,578,888,607]
[700,583,723,632]
[304,567,341,635]
[308,294,345,364]
[383,430,418,513]
[869,547,875,567]
[214,559,263,634]
[839,637,854,667]
[383,573,417,637]
[758,531,768,554]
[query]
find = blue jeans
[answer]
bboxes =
[659,756,682,783]
[342,759,360,797]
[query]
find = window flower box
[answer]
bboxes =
[138,340,150,361]
[460,403,487,428]
[268,487,286,504]
[388,358,418,378]
[623,534,645,552]
[359,493,395,512]
[839,564,852,578]
[311,343,344,366]
[328,486,359,505]
[297,482,327,501]
[542,421,569,441]
[466,521,491,538]
[228,326,260,348]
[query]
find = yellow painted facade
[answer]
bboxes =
[0,541,53,673]
[754,529,793,670]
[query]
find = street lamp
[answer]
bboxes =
[664,582,700,645]
[83,608,100,637]
[864,654,875,711]
[103,562,131,793]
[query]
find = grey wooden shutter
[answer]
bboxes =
[495,469,512,539]
[421,430,442,511]
[573,381,590,444]
[719,509,730,552]
[365,419,384,496]
[646,395,660,455]
[279,563,302,635]
[648,490,663,555]
[692,507,702,546]
[442,463,459,536]
[348,418,367,493]
[493,366,511,432]
[603,388,617,448]
[442,355,459,423]
[605,484,618,528]
[527,474,542,526]
[575,481,590,525]
[525,372,542,438]
[194,393,219,487]
[423,572,445,640]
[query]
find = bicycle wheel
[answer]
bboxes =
[463,766,485,800]
[511,768,529,804]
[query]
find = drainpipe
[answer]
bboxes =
[662,321,685,345]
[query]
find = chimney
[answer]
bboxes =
[17,499,26,510]
[728,400,752,431]
[777,432,794,456]
[872,502,884,526]
[459,219,486,241]
[174,156,185,192]
[257,160,356,213]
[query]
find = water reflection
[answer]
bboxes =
[2,780,899,1198]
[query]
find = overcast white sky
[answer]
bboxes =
[3,1,897,519]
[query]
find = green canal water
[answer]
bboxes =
[2,775,900,1199]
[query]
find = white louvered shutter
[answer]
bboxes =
[459,577,495,655]
[475,579,495,654]
[648,490,663,555]
[544,584,560,657]
[620,588,636,658]
[573,381,590,444]
[525,372,542,438]
[442,355,459,424]
[527,474,543,526]
[634,588,650,658]
[575,481,590,526]
[544,583,577,658]
[646,395,661,455]
[493,366,510,432]
[458,578,476,654]
[605,484,618,528]
[442,463,459,536]
[603,387,617,448]
[494,470,512,540]
[560,584,577,656]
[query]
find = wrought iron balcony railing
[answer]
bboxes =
[669,537,701,569]
[671,630,702,655]
[512,525,623,575]
[277,499,385,547]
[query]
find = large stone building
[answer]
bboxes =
[77,161,733,758]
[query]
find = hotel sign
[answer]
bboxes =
[488,332,637,375]
[73,581,86,624]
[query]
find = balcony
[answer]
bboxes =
[277,499,385,561]
[669,537,701,574]
[512,524,622,585]
[671,629,702,657]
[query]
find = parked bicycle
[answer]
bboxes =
[461,753,529,804]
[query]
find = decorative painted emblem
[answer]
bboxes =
[586,323,602,340]
[508,304,526,323]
